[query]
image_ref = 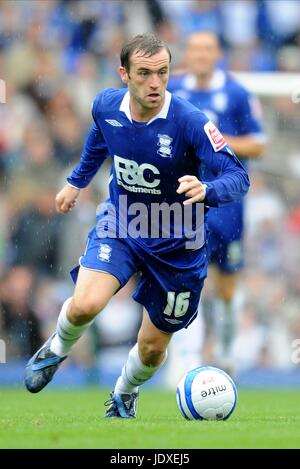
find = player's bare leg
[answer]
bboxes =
[25,268,120,393]
[105,309,172,418]
[138,309,172,366]
[51,268,120,354]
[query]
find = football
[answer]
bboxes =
[176,366,237,421]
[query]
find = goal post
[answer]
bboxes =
[232,72,300,101]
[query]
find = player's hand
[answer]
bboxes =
[55,184,80,214]
[177,175,207,205]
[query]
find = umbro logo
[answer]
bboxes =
[164,318,183,325]
[105,119,123,127]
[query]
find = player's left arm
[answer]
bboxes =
[179,113,250,207]
[222,91,266,159]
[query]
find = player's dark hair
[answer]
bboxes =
[120,32,171,71]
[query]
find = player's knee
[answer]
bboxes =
[138,339,167,366]
[220,289,234,304]
[217,274,237,303]
[224,293,234,304]
[68,298,102,326]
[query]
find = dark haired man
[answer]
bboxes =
[25,33,249,419]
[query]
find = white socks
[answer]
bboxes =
[50,297,93,357]
[114,343,168,395]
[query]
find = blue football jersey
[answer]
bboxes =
[67,88,249,257]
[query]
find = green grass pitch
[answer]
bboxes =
[0,388,299,448]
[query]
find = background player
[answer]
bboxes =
[168,31,266,373]
[24,33,249,418]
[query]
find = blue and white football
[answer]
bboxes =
[176,366,237,421]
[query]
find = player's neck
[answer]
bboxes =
[129,97,165,123]
[195,71,214,90]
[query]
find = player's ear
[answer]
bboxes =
[119,66,129,84]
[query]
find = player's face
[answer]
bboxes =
[185,32,221,77]
[119,48,170,114]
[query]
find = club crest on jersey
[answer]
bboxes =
[204,121,227,152]
[157,134,173,158]
[97,243,112,263]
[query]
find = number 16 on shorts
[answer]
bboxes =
[163,292,191,318]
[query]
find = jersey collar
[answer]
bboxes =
[183,69,226,91]
[119,90,172,125]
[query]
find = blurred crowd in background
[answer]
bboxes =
[0,0,300,382]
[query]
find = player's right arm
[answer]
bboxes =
[55,184,80,214]
[55,93,110,214]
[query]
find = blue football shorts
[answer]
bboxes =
[70,224,208,334]
[206,201,244,274]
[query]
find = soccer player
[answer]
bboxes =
[24,33,249,418]
[168,31,266,373]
